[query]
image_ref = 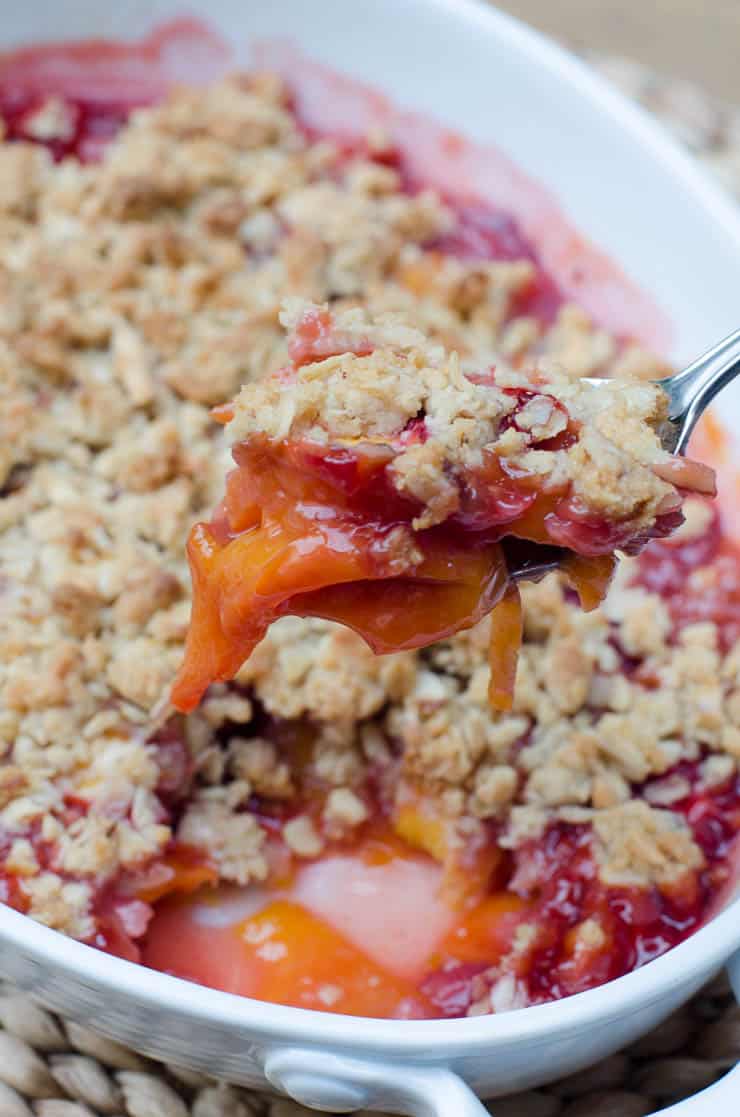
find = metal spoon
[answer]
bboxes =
[505,327,740,582]
[654,326,740,454]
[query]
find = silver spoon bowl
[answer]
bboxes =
[656,327,740,454]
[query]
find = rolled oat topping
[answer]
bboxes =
[0,67,737,1017]
[228,299,680,532]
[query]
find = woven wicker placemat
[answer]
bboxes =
[2,56,740,1117]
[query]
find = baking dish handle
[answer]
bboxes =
[265,952,740,1116]
[645,951,740,1116]
[264,1047,489,1115]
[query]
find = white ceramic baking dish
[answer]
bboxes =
[2,2,740,1114]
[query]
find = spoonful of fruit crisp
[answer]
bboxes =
[172,300,721,715]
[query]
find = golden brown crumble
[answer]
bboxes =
[177,792,268,886]
[228,299,677,532]
[235,616,415,723]
[323,787,370,834]
[592,802,704,888]
[0,74,729,950]
[282,815,324,858]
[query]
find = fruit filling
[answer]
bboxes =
[0,29,738,1022]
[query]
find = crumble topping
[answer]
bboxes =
[227,299,678,532]
[235,616,415,723]
[177,794,268,886]
[0,72,732,976]
[592,802,704,888]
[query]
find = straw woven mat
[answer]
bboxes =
[1,54,740,1117]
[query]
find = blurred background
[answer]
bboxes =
[492,0,740,203]
[497,0,740,102]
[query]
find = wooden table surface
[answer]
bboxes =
[495,0,740,104]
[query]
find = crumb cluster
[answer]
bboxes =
[229,298,676,533]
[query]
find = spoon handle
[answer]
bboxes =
[659,327,740,454]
